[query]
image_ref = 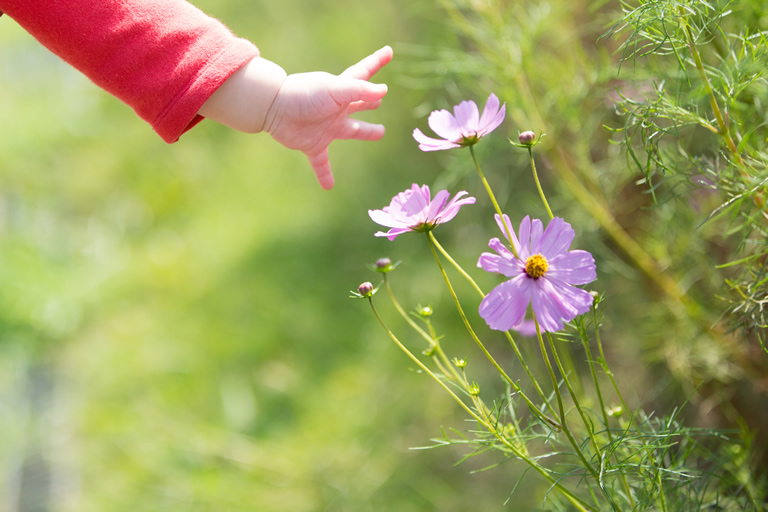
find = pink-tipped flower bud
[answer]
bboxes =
[358,282,374,297]
[375,257,393,273]
[518,131,536,145]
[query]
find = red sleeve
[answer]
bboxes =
[0,0,260,142]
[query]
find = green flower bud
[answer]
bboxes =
[375,257,394,273]
[453,357,467,369]
[416,305,433,317]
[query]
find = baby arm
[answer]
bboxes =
[198,46,393,190]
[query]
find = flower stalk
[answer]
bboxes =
[368,294,594,512]
[426,232,561,427]
[430,233,555,410]
[533,315,600,482]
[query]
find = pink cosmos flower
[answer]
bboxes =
[477,214,596,334]
[412,93,506,151]
[369,184,476,241]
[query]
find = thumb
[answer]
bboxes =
[307,149,335,190]
[330,78,388,106]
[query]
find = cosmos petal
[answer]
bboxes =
[478,277,532,332]
[539,217,575,259]
[548,251,596,285]
[427,109,463,141]
[453,100,480,136]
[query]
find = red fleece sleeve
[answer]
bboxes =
[0,0,260,142]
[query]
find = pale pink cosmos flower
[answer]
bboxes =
[369,184,476,241]
[477,214,596,334]
[413,93,506,151]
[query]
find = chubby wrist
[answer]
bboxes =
[241,56,287,132]
[199,56,287,133]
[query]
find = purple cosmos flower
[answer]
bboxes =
[369,184,476,241]
[477,214,596,334]
[412,93,506,151]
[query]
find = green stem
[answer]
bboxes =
[534,316,599,481]
[368,298,482,423]
[593,309,667,512]
[429,235,485,297]
[546,332,601,456]
[546,332,618,506]
[369,292,595,511]
[470,390,595,512]
[679,9,744,170]
[430,234,554,407]
[427,232,561,429]
[529,146,554,219]
[469,145,518,258]
[581,335,636,509]
[383,276,463,383]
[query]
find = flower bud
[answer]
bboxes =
[453,357,467,369]
[357,282,374,297]
[518,130,536,145]
[375,257,393,273]
[417,305,433,317]
[469,382,480,396]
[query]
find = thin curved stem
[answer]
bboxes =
[427,232,561,429]
[582,336,636,509]
[469,145,518,258]
[533,316,599,481]
[593,309,667,512]
[368,295,595,511]
[383,275,463,383]
[679,9,744,170]
[430,234,554,407]
[368,298,482,422]
[547,333,601,457]
[529,146,554,219]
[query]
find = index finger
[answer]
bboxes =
[341,45,393,81]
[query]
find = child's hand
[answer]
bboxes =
[264,45,392,190]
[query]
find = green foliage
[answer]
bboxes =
[366,0,768,508]
[606,0,768,348]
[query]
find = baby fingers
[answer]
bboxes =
[330,78,388,106]
[346,99,383,114]
[338,119,385,141]
[306,149,335,190]
[341,45,393,81]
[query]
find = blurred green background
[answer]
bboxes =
[1,0,766,510]
[0,1,531,510]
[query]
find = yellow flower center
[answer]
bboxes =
[524,254,548,279]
